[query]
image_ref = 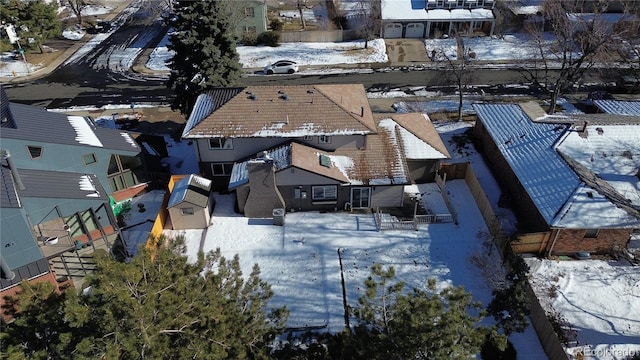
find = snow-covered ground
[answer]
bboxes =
[145,37,389,71]
[527,258,640,360]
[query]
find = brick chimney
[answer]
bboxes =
[244,158,286,218]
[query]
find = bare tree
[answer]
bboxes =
[354,0,381,49]
[521,0,630,114]
[67,0,89,25]
[431,33,475,121]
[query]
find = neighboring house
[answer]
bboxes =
[167,174,213,230]
[593,100,640,116]
[0,86,148,305]
[236,0,268,38]
[182,84,450,217]
[381,0,496,38]
[473,102,640,256]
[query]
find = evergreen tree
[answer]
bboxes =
[22,1,61,53]
[2,239,287,359]
[487,256,531,337]
[352,264,495,359]
[166,0,243,116]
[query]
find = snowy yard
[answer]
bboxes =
[527,258,640,360]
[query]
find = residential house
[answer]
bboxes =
[0,86,149,304]
[381,0,496,38]
[236,0,268,39]
[167,174,213,230]
[182,84,450,217]
[473,102,640,256]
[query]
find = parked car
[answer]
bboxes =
[88,21,111,34]
[263,60,298,75]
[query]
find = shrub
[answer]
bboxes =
[259,30,280,47]
[241,32,258,46]
[269,18,283,31]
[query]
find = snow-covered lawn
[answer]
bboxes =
[527,258,640,360]
[424,33,541,61]
[145,37,389,71]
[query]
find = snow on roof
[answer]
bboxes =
[68,115,104,147]
[567,12,636,23]
[120,132,138,148]
[167,174,212,208]
[381,0,427,20]
[593,100,640,116]
[473,104,581,225]
[557,124,640,208]
[79,175,100,198]
[229,145,291,190]
[378,118,447,159]
[553,185,639,228]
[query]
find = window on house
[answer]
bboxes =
[107,154,141,192]
[244,6,255,17]
[208,138,233,149]
[312,185,337,201]
[27,145,43,159]
[211,163,234,176]
[82,153,97,165]
[181,207,194,215]
[319,135,331,144]
[244,26,257,34]
[303,135,313,141]
[584,229,599,238]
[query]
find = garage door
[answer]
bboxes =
[405,23,425,38]
[384,23,403,38]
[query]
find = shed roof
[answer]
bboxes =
[168,174,212,208]
[182,85,376,139]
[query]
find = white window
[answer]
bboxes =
[208,138,233,149]
[303,135,313,141]
[319,135,331,144]
[312,185,337,200]
[244,6,255,17]
[181,207,194,215]
[211,163,234,176]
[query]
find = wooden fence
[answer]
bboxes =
[441,162,569,359]
[145,175,185,251]
[279,29,359,43]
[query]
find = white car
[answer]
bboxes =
[263,60,299,75]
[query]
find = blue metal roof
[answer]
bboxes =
[474,104,581,224]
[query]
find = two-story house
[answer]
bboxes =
[182,84,450,217]
[236,0,268,39]
[0,87,149,304]
[381,0,496,38]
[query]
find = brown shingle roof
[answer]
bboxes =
[290,143,350,182]
[383,113,451,159]
[183,84,376,138]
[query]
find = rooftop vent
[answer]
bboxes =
[280,94,288,100]
[586,191,593,198]
[307,90,314,94]
[596,127,604,135]
[278,90,285,94]
[248,94,258,100]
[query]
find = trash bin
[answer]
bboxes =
[272,208,285,226]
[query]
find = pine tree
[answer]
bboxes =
[352,264,494,359]
[166,0,243,116]
[1,238,287,359]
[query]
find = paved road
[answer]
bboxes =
[1,0,633,108]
